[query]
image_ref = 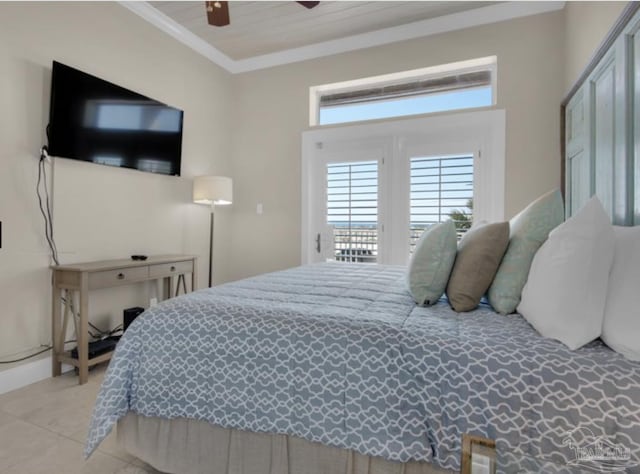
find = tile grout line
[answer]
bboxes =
[0,378,134,466]
[0,368,147,473]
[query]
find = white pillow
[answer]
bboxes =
[601,226,640,360]
[518,196,614,350]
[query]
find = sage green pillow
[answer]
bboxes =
[406,220,457,306]
[446,221,510,312]
[488,189,565,314]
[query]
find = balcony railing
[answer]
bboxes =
[331,222,471,263]
[410,221,470,253]
[332,226,377,263]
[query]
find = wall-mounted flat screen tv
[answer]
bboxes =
[48,61,183,176]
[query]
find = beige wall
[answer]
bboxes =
[0,2,628,372]
[0,2,233,367]
[228,10,566,281]
[564,1,628,93]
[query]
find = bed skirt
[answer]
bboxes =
[117,413,453,474]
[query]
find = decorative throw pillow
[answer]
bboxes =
[488,189,564,314]
[406,220,457,306]
[446,221,510,312]
[518,196,614,350]
[601,226,640,361]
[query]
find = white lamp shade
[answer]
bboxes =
[193,176,233,205]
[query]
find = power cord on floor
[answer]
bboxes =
[0,322,124,365]
[0,340,77,364]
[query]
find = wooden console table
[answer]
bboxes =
[51,255,197,384]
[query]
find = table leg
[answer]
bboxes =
[59,290,71,355]
[191,258,198,292]
[51,273,62,377]
[169,276,175,298]
[175,274,187,296]
[78,275,89,385]
[162,276,171,300]
[71,290,79,342]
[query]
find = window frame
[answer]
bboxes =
[309,56,497,127]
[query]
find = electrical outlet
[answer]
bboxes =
[149,297,158,307]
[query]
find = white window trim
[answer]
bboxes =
[301,109,506,265]
[309,56,498,126]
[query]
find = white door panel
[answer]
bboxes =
[310,139,388,264]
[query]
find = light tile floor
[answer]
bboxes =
[0,364,162,474]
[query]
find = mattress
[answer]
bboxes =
[86,263,640,472]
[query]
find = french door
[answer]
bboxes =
[301,111,506,265]
[309,139,388,264]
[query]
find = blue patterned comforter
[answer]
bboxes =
[85,263,640,471]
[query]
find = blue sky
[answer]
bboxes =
[320,86,492,125]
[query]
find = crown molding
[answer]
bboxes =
[120,1,565,75]
[119,1,237,72]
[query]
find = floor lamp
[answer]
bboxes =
[193,176,233,287]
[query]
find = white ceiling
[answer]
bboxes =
[122,1,565,73]
[149,1,495,60]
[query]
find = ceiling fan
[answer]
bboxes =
[205,1,320,27]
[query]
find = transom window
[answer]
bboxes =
[310,56,496,126]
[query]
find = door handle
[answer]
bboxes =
[316,233,321,254]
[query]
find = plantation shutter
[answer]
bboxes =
[410,155,474,251]
[326,160,378,263]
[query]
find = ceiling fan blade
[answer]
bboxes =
[205,1,230,27]
[297,1,319,9]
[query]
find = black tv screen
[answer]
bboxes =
[48,61,183,176]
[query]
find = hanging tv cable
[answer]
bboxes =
[36,145,59,266]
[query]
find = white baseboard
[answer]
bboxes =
[0,357,73,395]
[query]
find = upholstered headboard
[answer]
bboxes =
[562,2,640,226]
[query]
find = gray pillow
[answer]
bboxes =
[488,189,565,314]
[406,220,457,306]
[446,222,510,312]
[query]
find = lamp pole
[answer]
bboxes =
[193,175,232,288]
[209,204,215,287]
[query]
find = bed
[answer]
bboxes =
[85,5,640,473]
[85,262,640,473]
